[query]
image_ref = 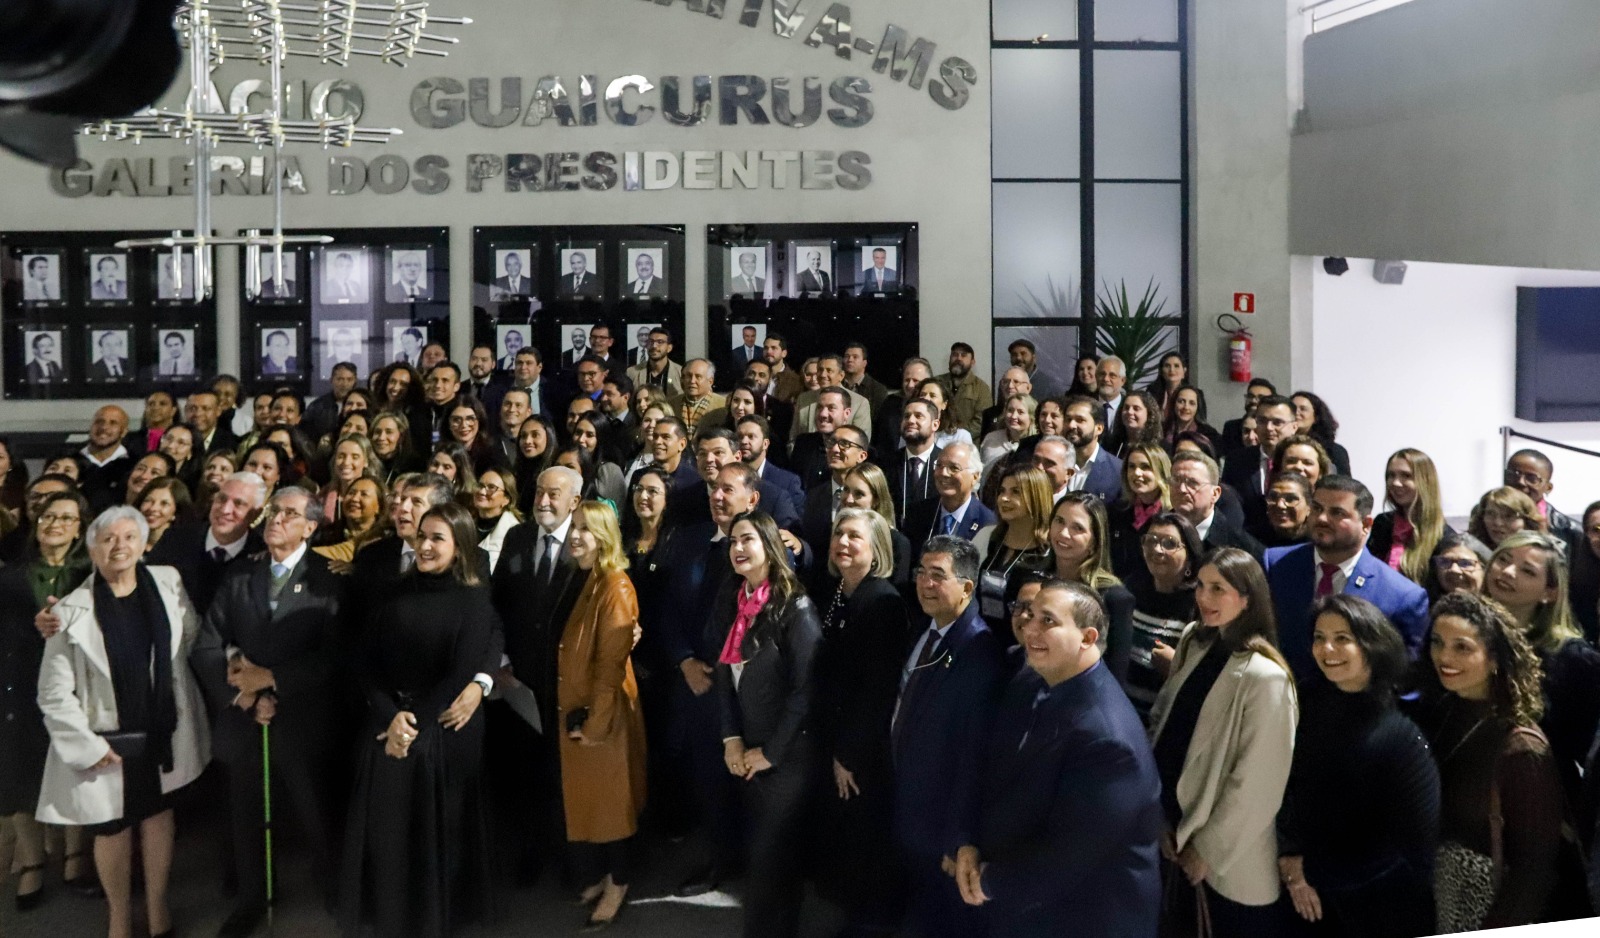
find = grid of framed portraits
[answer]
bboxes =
[472,225,685,376]
[238,227,449,397]
[2,231,218,399]
[706,223,919,390]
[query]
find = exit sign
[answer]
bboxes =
[1232,292,1255,314]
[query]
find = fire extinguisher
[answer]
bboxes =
[1218,313,1251,383]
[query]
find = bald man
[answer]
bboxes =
[80,405,133,512]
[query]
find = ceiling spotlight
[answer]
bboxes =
[1322,257,1349,276]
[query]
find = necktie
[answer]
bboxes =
[209,547,228,564]
[1105,401,1115,429]
[269,562,291,609]
[915,627,943,669]
[906,457,925,502]
[536,533,558,585]
[940,512,957,536]
[1315,562,1339,599]
[745,276,754,293]
[109,360,120,377]
[401,548,417,573]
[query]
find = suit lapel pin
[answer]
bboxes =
[1354,576,1366,588]
[293,583,303,593]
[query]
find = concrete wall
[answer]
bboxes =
[1291,0,1600,269]
[1310,256,1600,517]
[0,0,990,429]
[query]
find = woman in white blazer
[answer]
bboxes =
[1148,547,1297,937]
[473,466,522,574]
[35,506,210,938]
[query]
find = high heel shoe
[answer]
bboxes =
[15,863,46,912]
[583,882,628,932]
[62,851,103,899]
[573,880,606,907]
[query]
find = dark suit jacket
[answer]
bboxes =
[1367,512,1459,568]
[464,374,510,419]
[901,495,998,547]
[811,576,911,777]
[1221,447,1271,537]
[490,521,588,727]
[192,551,344,763]
[789,432,831,491]
[728,275,765,297]
[26,360,62,383]
[873,394,908,456]
[712,587,823,769]
[559,271,598,297]
[629,277,667,298]
[1076,448,1125,505]
[79,454,134,514]
[858,268,900,295]
[974,664,1163,938]
[146,522,265,617]
[649,521,734,669]
[1201,511,1265,565]
[797,269,831,294]
[800,483,837,566]
[755,460,806,520]
[89,358,130,381]
[664,477,802,536]
[892,600,1006,862]
[491,275,534,297]
[884,445,942,524]
[261,355,298,375]
[349,535,495,638]
[1265,543,1431,680]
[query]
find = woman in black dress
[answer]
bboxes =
[340,502,495,938]
[714,511,823,938]
[1277,595,1439,938]
[0,491,91,909]
[1124,512,1201,721]
[811,508,911,934]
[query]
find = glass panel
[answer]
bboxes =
[993,0,1078,41]
[992,49,1079,179]
[1092,182,1181,317]
[1093,51,1181,180]
[993,182,1081,319]
[993,325,1081,401]
[1095,0,1179,42]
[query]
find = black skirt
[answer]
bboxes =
[85,752,168,837]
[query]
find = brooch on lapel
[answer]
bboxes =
[1354,576,1367,588]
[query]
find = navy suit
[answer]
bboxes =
[755,460,806,520]
[901,495,998,546]
[1264,543,1430,679]
[1075,448,1125,505]
[892,600,1007,937]
[974,663,1163,938]
[1221,448,1271,538]
[145,522,265,617]
[884,445,942,522]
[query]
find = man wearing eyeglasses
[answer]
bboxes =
[1171,452,1263,563]
[192,487,344,938]
[789,386,854,490]
[893,537,1006,938]
[1221,393,1297,537]
[902,441,997,545]
[798,425,870,560]
[1502,449,1582,555]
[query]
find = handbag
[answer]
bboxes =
[98,731,148,761]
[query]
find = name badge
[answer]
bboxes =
[980,570,1009,621]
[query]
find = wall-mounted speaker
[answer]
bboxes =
[1373,259,1408,285]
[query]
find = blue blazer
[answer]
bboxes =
[892,600,1007,864]
[1264,543,1430,679]
[1078,448,1125,505]
[757,460,806,520]
[902,495,999,547]
[649,522,732,668]
[976,663,1163,938]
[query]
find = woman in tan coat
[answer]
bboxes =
[559,500,646,929]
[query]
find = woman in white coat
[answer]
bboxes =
[1148,547,1297,937]
[35,506,210,938]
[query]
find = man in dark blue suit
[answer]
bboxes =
[663,429,802,536]
[736,414,805,520]
[1062,395,1124,504]
[893,536,1007,938]
[956,579,1163,938]
[1221,394,1297,539]
[1265,476,1430,679]
[901,441,998,546]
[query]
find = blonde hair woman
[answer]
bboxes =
[558,501,646,928]
[1468,486,1545,550]
[978,393,1037,466]
[1370,448,1449,583]
[1109,443,1173,577]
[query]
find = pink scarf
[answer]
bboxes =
[1133,499,1162,531]
[719,579,772,665]
[1386,514,1414,571]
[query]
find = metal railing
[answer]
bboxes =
[1500,426,1600,469]
[1301,0,1421,33]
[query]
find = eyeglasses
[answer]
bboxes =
[825,437,864,453]
[477,483,505,496]
[1142,535,1182,553]
[37,512,81,527]
[1503,469,1545,487]
[1434,556,1482,571]
[912,567,965,584]
[1172,476,1211,491]
[264,507,305,522]
[1265,494,1303,507]
[1008,599,1034,618]
[631,484,666,497]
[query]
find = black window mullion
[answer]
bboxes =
[1079,0,1097,351]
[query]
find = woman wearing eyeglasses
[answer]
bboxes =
[1261,471,1315,549]
[1124,512,1202,722]
[472,467,521,575]
[0,491,93,910]
[1424,532,1492,602]
[446,399,505,478]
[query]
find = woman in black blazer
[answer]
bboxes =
[810,508,912,934]
[713,510,823,938]
[1290,391,1351,476]
[1369,448,1453,586]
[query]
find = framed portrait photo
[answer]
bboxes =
[21,326,67,384]
[620,242,668,299]
[724,243,773,300]
[385,246,434,303]
[17,250,65,306]
[319,320,369,379]
[554,243,602,300]
[319,245,371,305]
[495,324,533,371]
[787,241,836,298]
[729,323,767,368]
[154,251,199,302]
[151,325,199,378]
[251,248,302,302]
[84,325,135,385]
[625,322,662,368]
[257,323,305,379]
[85,251,131,305]
[858,244,902,296]
[557,322,596,370]
[489,245,537,301]
[387,320,429,368]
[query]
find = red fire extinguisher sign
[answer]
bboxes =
[1233,292,1255,314]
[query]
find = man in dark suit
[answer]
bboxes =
[25,333,62,383]
[595,371,642,466]
[260,329,298,375]
[503,347,564,423]
[560,326,591,370]
[795,250,831,294]
[192,488,344,937]
[88,330,130,381]
[77,405,133,513]
[628,325,652,367]
[487,465,588,881]
[1504,448,1583,555]
[1265,476,1430,679]
[663,431,802,537]
[1220,394,1297,538]
[491,251,533,299]
[627,252,666,297]
[883,398,942,521]
[147,473,268,616]
[858,247,900,295]
[183,390,238,456]
[1219,378,1277,456]
[902,442,998,546]
[955,580,1163,937]
[557,251,599,298]
[789,387,854,490]
[729,325,762,371]
[736,415,805,520]
[797,425,872,560]
[1171,451,1264,563]
[737,360,794,445]
[893,537,1006,938]
[1061,395,1124,504]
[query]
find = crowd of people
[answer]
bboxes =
[3,331,1600,938]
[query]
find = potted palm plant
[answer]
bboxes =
[1094,277,1175,387]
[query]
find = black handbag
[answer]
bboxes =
[99,731,148,760]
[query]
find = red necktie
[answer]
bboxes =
[1315,562,1339,599]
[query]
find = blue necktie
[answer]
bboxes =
[940,513,956,536]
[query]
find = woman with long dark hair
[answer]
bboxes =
[1108,389,1163,460]
[446,398,505,477]
[0,436,27,527]
[1147,352,1188,414]
[971,466,1053,626]
[714,511,823,938]
[155,423,201,493]
[569,414,627,505]
[1068,356,1099,397]
[513,415,559,516]
[1417,592,1569,931]
[369,412,424,484]
[1289,391,1350,475]
[339,502,495,938]
[1149,548,1297,936]
[1370,448,1451,585]
[1124,512,1201,720]
[427,441,477,498]
[1163,384,1219,451]
[1277,595,1439,938]
[122,451,174,507]
[376,362,425,416]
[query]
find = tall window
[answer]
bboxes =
[991,0,1188,396]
